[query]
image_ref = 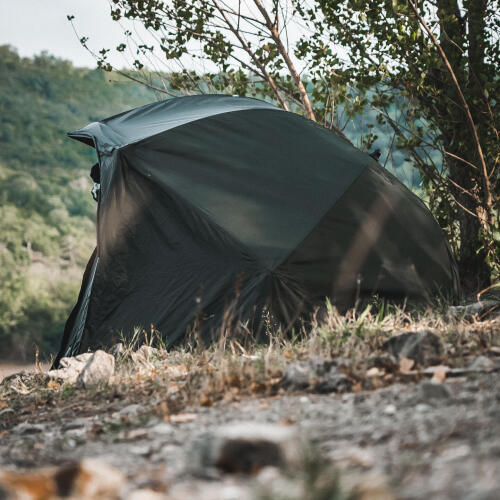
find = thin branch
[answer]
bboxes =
[253,0,316,120]
[408,0,493,226]
[210,0,290,110]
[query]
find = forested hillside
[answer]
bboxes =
[0,45,157,360]
[0,45,424,361]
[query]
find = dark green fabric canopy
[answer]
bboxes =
[55,94,459,363]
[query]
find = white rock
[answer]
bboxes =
[47,353,93,383]
[76,350,115,388]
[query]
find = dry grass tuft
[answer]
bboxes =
[0,302,498,429]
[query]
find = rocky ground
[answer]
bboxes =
[0,301,499,499]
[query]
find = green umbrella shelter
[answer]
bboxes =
[55,95,459,364]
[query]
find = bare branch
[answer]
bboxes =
[209,0,290,110]
[253,0,316,120]
[407,0,493,227]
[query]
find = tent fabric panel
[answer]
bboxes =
[77,153,268,351]
[278,163,458,310]
[125,109,369,268]
[68,95,280,150]
[53,248,97,367]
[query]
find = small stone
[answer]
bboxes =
[129,444,152,456]
[329,446,375,469]
[381,330,444,367]
[62,417,94,430]
[283,357,343,392]
[419,381,451,401]
[132,345,160,365]
[116,403,143,419]
[438,444,471,462]
[415,403,432,413]
[119,428,150,441]
[128,489,167,500]
[12,422,45,434]
[368,353,398,372]
[167,480,252,500]
[314,369,351,394]
[347,471,395,500]
[151,423,174,436]
[467,355,495,372]
[383,404,397,416]
[366,367,382,377]
[110,342,124,359]
[282,362,310,390]
[448,300,499,321]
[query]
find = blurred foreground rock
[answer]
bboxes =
[187,422,302,476]
[0,459,123,499]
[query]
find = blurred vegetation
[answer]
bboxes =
[0,44,425,361]
[0,45,157,360]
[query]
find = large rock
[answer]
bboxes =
[381,330,444,367]
[49,350,115,388]
[187,422,302,476]
[76,350,115,388]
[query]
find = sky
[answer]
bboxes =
[0,0,319,73]
[0,0,130,68]
[0,0,352,81]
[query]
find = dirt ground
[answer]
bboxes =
[0,363,50,380]
[1,369,499,499]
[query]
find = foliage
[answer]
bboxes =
[0,45,157,360]
[89,0,499,289]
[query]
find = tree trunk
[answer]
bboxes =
[435,0,492,293]
[448,155,491,292]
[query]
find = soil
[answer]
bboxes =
[1,369,499,499]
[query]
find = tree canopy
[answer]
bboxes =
[89,0,499,289]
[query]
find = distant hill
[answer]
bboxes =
[0,45,158,360]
